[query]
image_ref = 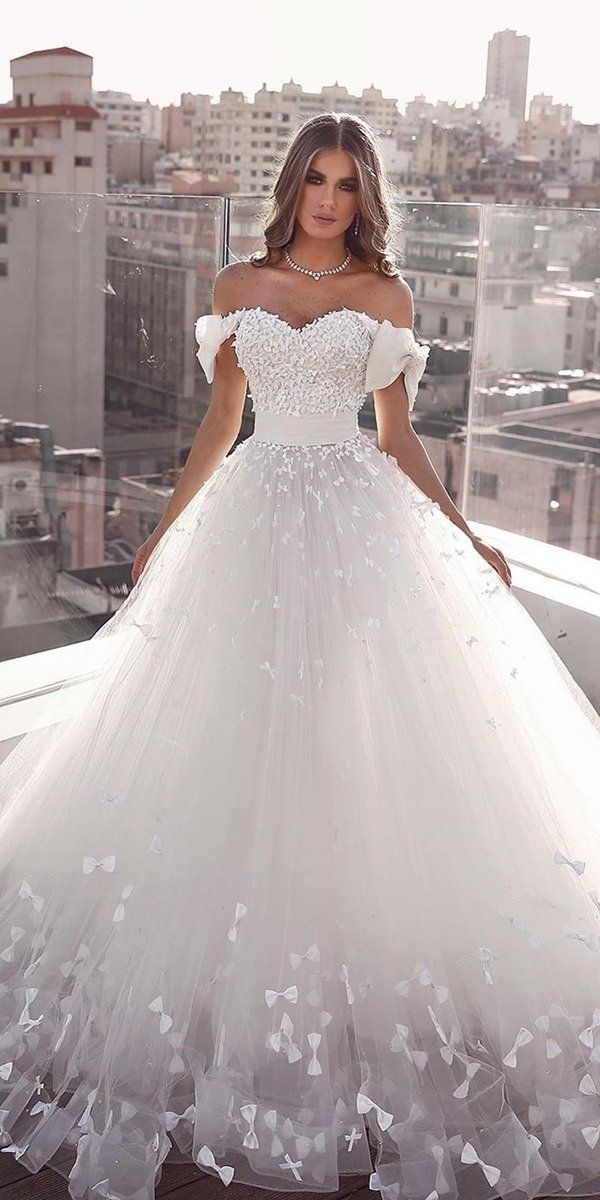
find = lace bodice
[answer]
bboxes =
[194,306,430,417]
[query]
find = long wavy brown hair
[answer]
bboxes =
[248,112,406,277]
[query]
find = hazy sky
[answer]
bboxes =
[2,0,599,124]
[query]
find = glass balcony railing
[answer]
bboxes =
[0,189,598,710]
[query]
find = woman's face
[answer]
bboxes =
[295,147,359,239]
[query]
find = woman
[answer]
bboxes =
[0,112,598,1200]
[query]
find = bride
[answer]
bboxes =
[0,111,599,1200]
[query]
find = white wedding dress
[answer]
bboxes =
[0,304,599,1200]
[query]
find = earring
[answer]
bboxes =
[353,211,360,235]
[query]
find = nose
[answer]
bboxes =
[319,186,336,209]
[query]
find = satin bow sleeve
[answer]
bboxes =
[365,321,430,411]
[194,311,240,383]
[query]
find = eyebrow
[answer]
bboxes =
[307,168,358,182]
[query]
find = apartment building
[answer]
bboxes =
[0,47,107,449]
[190,80,403,195]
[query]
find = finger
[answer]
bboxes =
[492,548,511,580]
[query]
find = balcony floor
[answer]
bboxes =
[0,1157,372,1199]
[2,1156,600,1200]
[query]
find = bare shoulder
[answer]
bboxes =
[369,274,414,328]
[212,261,256,317]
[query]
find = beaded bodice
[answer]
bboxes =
[194,305,430,417]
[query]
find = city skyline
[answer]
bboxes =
[2,0,599,124]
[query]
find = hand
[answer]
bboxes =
[469,534,512,589]
[131,529,163,587]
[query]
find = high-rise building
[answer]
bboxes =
[485,28,530,120]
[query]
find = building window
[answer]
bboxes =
[450,282,459,297]
[439,315,448,336]
[75,156,93,167]
[1,162,9,174]
[15,95,22,107]
[0,262,7,277]
[75,120,92,131]
[472,469,498,499]
[44,161,52,174]
[21,161,32,174]
[0,229,6,244]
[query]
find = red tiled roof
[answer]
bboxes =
[0,104,102,121]
[11,47,90,62]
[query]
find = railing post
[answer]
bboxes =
[460,201,488,521]
[221,194,231,269]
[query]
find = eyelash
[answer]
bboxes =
[306,174,357,192]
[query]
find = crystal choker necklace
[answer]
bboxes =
[283,244,352,281]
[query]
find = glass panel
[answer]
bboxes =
[468,204,600,564]
[1,189,598,671]
[392,201,481,506]
[0,191,224,660]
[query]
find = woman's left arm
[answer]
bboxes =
[373,278,512,589]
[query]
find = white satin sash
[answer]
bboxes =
[251,410,359,446]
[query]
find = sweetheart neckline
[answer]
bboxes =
[220,305,385,334]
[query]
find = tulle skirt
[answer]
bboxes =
[0,429,599,1200]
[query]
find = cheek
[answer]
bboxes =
[297,186,311,213]
[339,193,357,216]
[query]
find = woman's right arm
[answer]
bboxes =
[131,265,248,585]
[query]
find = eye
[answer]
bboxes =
[306,173,357,191]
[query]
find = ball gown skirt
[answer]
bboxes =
[0,305,597,1200]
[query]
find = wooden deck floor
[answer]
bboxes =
[0,1155,372,1199]
[2,1153,598,1200]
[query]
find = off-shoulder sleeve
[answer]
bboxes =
[365,320,430,411]
[194,310,241,383]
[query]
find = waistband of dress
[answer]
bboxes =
[251,409,359,446]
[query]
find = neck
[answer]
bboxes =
[287,230,348,271]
